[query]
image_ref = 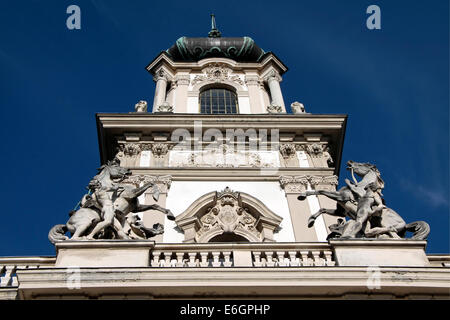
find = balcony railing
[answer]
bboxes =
[0,257,56,288]
[150,243,335,268]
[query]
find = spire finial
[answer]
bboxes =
[208,13,221,38]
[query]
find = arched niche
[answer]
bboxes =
[175,187,283,243]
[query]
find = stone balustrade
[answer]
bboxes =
[0,257,56,288]
[150,243,335,268]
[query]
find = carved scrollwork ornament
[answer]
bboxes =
[156,101,173,113]
[267,104,283,113]
[191,63,244,86]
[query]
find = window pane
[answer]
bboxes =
[200,88,238,114]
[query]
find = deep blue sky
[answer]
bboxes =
[0,0,448,256]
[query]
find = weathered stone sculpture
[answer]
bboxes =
[134,100,148,112]
[266,103,283,113]
[291,101,306,114]
[297,160,430,240]
[48,158,174,243]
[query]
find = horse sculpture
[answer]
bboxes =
[48,159,175,243]
[297,160,430,240]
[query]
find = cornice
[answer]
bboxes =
[146,52,288,75]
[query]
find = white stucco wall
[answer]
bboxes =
[238,96,251,114]
[187,96,199,113]
[139,151,151,167]
[163,181,295,243]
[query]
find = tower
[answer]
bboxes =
[96,16,347,245]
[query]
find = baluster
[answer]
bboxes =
[163,252,173,267]
[151,251,161,267]
[276,251,287,266]
[176,252,185,267]
[253,251,263,267]
[11,265,24,286]
[199,252,210,267]
[288,251,299,266]
[223,251,232,267]
[187,252,197,267]
[323,251,335,266]
[299,250,311,266]
[0,265,16,287]
[266,252,275,267]
[311,250,324,266]
[211,252,221,267]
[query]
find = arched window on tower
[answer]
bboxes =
[200,87,238,114]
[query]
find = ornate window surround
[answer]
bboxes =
[175,187,283,243]
[188,62,249,114]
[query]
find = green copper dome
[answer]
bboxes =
[166,36,266,63]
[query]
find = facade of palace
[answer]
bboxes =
[1,21,449,300]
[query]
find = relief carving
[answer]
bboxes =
[196,187,261,242]
[191,63,244,87]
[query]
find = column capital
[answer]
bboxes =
[279,175,310,193]
[153,69,170,82]
[264,70,282,83]
[244,75,260,86]
[279,143,297,159]
[141,142,173,158]
[311,175,339,191]
[279,175,338,193]
[124,174,172,193]
[174,74,190,86]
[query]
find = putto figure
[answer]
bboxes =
[297,160,430,240]
[48,158,174,243]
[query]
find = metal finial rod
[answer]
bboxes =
[208,13,221,38]
[211,13,216,30]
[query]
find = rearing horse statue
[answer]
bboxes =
[48,159,175,243]
[297,160,430,240]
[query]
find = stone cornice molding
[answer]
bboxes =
[145,52,288,77]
